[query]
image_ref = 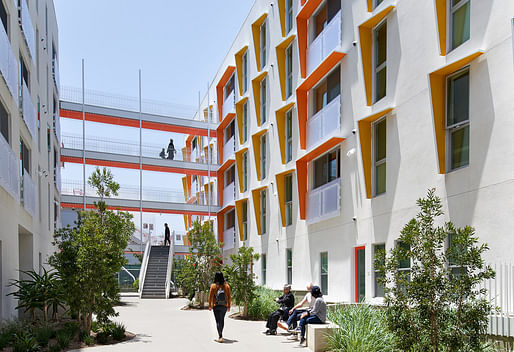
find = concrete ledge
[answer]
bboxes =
[306,321,338,352]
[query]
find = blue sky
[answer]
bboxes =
[55,0,254,235]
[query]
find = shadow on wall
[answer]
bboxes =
[387,12,402,106]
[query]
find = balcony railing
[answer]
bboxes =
[54,165,61,194]
[223,227,235,250]
[222,181,235,207]
[306,10,342,76]
[307,178,340,224]
[0,135,19,201]
[307,95,341,149]
[0,21,18,104]
[19,0,35,61]
[222,91,235,119]
[21,81,37,139]
[223,135,235,162]
[22,172,36,218]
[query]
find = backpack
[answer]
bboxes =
[215,285,227,306]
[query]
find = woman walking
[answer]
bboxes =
[208,272,231,343]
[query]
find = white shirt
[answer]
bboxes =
[305,292,314,309]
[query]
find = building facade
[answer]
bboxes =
[183,0,514,303]
[0,0,60,318]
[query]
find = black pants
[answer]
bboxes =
[213,305,227,338]
[164,235,170,246]
[266,309,287,331]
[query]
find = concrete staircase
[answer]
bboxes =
[141,246,170,299]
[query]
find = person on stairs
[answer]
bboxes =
[298,286,326,346]
[164,223,171,246]
[209,272,231,343]
[264,284,294,335]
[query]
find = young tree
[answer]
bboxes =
[224,245,260,317]
[376,189,495,352]
[50,167,135,331]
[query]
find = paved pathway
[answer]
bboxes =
[73,294,306,351]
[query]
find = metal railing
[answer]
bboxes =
[21,81,37,140]
[0,19,18,104]
[307,178,341,224]
[138,241,151,297]
[306,9,342,76]
[22,172,36,218]
[0,135,19,201]
[307,96,341,150]
[19,0,35,61]
[165,239,174,299]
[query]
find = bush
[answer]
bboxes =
[48,343,61,352]
[13,331,40,352]
[96,331,110,344]
[132,279,139,291]
[34,325,54,347]
[83,335,95,346]
[91,320,100,333]
[327,304,396,352]
[63,321,80,337]
[0,332,11,349]
[56,330,72,349]
[111,322,126,341]
[247,286,280,320]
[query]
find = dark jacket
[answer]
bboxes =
[277,292,294,311]
[165,226,170,238]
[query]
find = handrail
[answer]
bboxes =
[138,241,151,298]
[121,266,136,282]
[164,233,174,299]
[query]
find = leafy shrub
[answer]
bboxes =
[0,332,11,349]
[13,331,40,352]
[63,321,80,337]
[48,343,61,352]
[132,279,139,291]
[247,286,280,320]
[56,330,72,349]
[34,325,54,347]
[96,331,110,344]
[111,322,126,341]
[83,335,95,346]
[327,304,396,352]
[91,320,100,333]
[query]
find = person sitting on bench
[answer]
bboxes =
[280,282,313,331]
[298,286,326,345]
[264,284,294,335]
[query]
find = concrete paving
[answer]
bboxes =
[72,294,306,351]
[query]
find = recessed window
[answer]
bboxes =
[242,151,248,192]
[242,51,248,94]
[286,248,293,284]
[313,149,340,189]
[0,100,9,143]
[260,189,267,235]
[313,66,340,115]
[242,200,248,241]
[450,0,470,50]
[286,44,293,99]
[225,74,235,100]
[397,241,411,278]
[242,101,248,143]
[373,118,386,196]
[446,68,469,171]
[20,138,31,175]
[225,120,235,143]
[0,0,8,35]
[374,0,384,9]
[260,77,267,124]
[313,0,341,41]
[285,173,293,226]
[226,209,235,229]
[320,252,328,295]
[260,134,267,180]
[225,165,235,186]
[373,244,385,297]
[448,233,466,278]
[260,21,267,69]
[286,0,294,34]
[261,254,267,285]
[374,21,387,102]
[285,108,293,163]
[20,54,30,90]
[355,247,366,302]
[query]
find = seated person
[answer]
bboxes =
[159,148,167,159]
[298,286,326,345]
[280,282,313,331]
[264,284,294,335]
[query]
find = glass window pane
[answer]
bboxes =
[328,150,339,182]
[327,66,341,103]
[375,0,384,7]
[375,162,386,195]
[285,174,292,202]
[450,125,469,170]
[357,249,366,301]
[314,157,327,189]
[376,23,387,66]
[376,67,386,101]
[314,83,327,114]
[452,2,470,49]
[398,242,410,269]
[314,4,327,38]
[447,71,469,126]
[0,101,8,143]
[375,120,386,162]
[327,0,341,22]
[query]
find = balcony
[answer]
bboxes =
[223,135,235,162]
[306,10,342,77]
[0,135,19,201]
[307,96,341,150]
[22,172,36,218]
[223,227,235,251]
[222,91,235,120]
[19,0,35,61]
[223,181,235,208]
[21,82,37,139]
[307,178,340,224]
[0,21,18,104]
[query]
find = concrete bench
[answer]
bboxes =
[306,321,338,352]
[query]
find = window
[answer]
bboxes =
[320,252,328,295]
[226,209,235,229]
[373,118,386,195]
[450,0,470,50]
[374,21,387,102]
[260,77,267,124]
[242,51,248,93]
[286,44,293,98]
[286,0,294,34]
[313,0,341,41]
[373,244,385,297]
[242,101,248,143]
[260,134,267,180]
[313,149,340,189]
[20,54,29,90]
[374,0,384,9]
[446,69,469,171]
[285,174,293,226]
[260,189,267,235]
[285,108,293,163]
[242,151,248,192]
[448,233,466,278]
[313,66,340,115]
[286,248,292,284]
[20,139,30,175]
[0,0,7,35]
[262,254,267,285]
[225,165,235,186]
[225,120,235,143]
[0,100,9,143]
[176,234,181,242]
[260,21,267,69]
[241,200,248,241]
[355,246,365,302]
[224,74,235,99]
[397,241,411,284]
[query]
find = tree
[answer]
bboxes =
[223,245,260,317]
[49,167,135,332]
[376,188,495,352]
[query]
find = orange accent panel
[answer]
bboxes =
[251,71,268,126]
[251,13,269,71]
[235,97,249,145]
[216,66,237,122]
[217,205,235,246]
[296,51,345,149]
[251,129,268,181]
[275,168,296,227]
[235,46,249,96]
[435,0,447,56]
[278,0,286,37]
[275,102,296,164]
[296,0,324,78]
[429,51,483,174]
[235,198,248,241]
[276,34,296,100]
[357,108,393,199]
[216,159,235,207]
[251,185,267,236]
[296,137,344,219]
[235,148,249,193]
[367,0,373,12]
